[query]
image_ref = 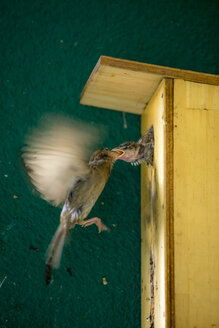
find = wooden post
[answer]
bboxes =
[141,78,174,328]
[173,79,219,327]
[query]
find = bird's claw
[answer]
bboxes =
[83,217,110,233]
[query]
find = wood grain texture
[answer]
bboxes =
[141,79,173,328]
[164,79,175,328]
[173,79,219,328]
[80,62,162,114]
[80,56,219,115]
[100,56,219,85]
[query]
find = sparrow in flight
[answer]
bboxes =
[22,115,121,284]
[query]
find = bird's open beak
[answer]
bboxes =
[111,148,125,159]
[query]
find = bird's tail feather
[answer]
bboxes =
[45,223,67,284]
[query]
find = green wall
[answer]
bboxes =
[0,1,218,327]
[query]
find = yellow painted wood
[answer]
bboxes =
[80,63,162,114]
[173,80,219,328]
[141,79,173,328]
[80,56,219,114]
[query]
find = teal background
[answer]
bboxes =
[0,1,218,327]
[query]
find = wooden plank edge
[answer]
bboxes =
[80,57,146,114]
[80,57,102,103]
[100,56,219,86]
[164,78,175,328]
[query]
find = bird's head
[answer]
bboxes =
[89,148,121,167]
[111,142,142,163]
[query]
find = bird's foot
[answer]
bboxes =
[83,217,110,233]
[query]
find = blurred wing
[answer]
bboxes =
[138,125,154,145]
[22,115,100,206]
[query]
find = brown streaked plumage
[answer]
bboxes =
[22,116,120,284]
[112,125,154,167]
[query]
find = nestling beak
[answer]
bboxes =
[111,148,126,159]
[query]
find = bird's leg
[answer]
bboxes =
[82,217,110,233]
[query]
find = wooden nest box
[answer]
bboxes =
[80,56,219,328]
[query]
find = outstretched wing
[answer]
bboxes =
[138,125,154,146]
[22,115,100,207]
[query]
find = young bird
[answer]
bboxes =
[112,125,154,167]
[22,116,120,284]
